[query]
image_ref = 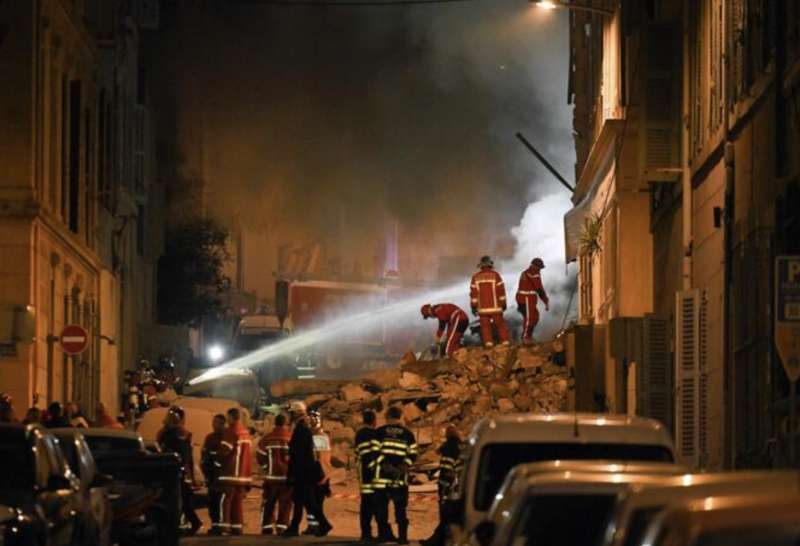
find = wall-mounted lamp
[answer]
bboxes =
[530,0,614,16]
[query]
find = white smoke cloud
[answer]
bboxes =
[501,192,578,339]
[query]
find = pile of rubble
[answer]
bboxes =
[270,341,570,472]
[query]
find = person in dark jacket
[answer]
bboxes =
[44,401,70,428]
[421,426,464,546]
[201,414,226,535]
[157,405,202,535]
[355,410,380,542]
[283,401,332,537]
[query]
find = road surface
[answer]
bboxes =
[183,482,438,543]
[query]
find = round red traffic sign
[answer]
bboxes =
[60,324,89,355]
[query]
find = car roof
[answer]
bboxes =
[489,470,679,527]
[645,494,800,544]
[495,460,683,507]
[468,413,673,450]
[67,427,143,441]
[618,469,800,507]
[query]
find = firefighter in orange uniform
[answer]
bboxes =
[257,413,293,535]
[420,304,469,356]
[516,257,550,344]
[218,407,253,535]
[470,256,510,347]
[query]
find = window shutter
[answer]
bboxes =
[641,24,681,181]
[638,314,673,431]
[675,289,708,468]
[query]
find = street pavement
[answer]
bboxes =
[181,536,367,546]
[182,483,437,544]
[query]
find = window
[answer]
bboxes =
[510,494,618,546]
[473,442,674,510]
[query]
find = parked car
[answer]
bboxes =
[473,465,684,546]
[637,494,800,546]
[453,413,676,533]
[77,428,182,546]
[602,469,800,546]
[51,429,113,546]
[0,423,85,546]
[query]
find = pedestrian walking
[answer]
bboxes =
[516,257,549,344]
[355,410,380,542]
[374,405,418,544]
[421,303,470,357]
[157,405,202,536]
[218,407,253,536]
[201,414,226,535]
[305,411,332,535]
[470,255,510,347]
[421,426,464,546]
[257,413,293,535]
[283,401,332,537]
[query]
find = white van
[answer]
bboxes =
[455,413,675,533]
[602,470,800,546]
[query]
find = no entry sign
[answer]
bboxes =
[776,256,800,381]
[60,324,89,355]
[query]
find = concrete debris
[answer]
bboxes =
[270,341,568,465]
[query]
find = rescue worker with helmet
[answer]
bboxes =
[374,405,418,544]
[470,255,510,347]
[421,426,464,546]
[218,407,253,535]
[257,413,293,535]
[157,405,202,535]
[420,303,469,357]
[355,409,380,542]
[516,257,550,344]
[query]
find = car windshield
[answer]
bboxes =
[0,440,35,489]
[234,332,284,352]
[510,494,617,546]
[474,443,674,510]
[84,435,142,455]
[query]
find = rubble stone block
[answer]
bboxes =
[403,402,424,423]
[363,368,401,391]
[399,372,426,390]
[497,398,515,413]
[341,384,370,402]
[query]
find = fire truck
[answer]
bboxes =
[276,278,425,378]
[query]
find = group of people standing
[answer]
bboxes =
[421,255,550,356]
[0,393,123,430]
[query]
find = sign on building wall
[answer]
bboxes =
[775,256,800,381]
[60,324,89,356]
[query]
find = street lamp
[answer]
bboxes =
[530,0,614,16]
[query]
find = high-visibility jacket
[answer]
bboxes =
[373,423,417,489]
[256,425,291,482]
[431,304,469,338]
[355,426,380,494]
[218,421,253,486]
[470,268,507,315]
[516,266,549,307]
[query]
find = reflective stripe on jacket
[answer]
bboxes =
[218,421,253,485]
[470,268,507,314]
[257,425,291,481]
